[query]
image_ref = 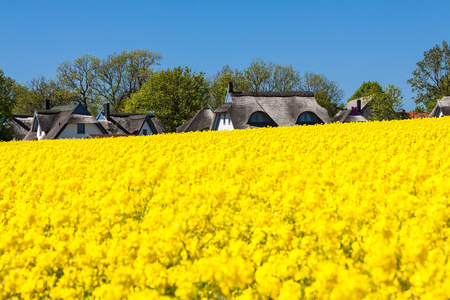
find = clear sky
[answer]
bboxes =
[1,0,449,111]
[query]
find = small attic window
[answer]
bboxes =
[297,112,321,125]
[77,124,85,134]
[248,112,269,126]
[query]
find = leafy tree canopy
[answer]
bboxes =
[0,70,16,141]
[123,66,209,132]
[407,41,450,111]
[13,76,78,114]
[303,72,344,118]
[349,81,404,121]
[57,50,162,113]
[348,81,383,101]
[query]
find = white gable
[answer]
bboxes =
[139,120,153,136]
[57,124,104,139]
[213,113,234,131]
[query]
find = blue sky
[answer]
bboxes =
[1,0,449,111]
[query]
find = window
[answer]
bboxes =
[248,112,270,127]
[77,124,85,134]
[297,112,320,125]
[143,129,147,135]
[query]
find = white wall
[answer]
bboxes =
[213,113,234,131]
[57,124,104,139]
[37,124,45,140]
[138,121,153,136]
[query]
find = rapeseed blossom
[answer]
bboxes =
[1,118,450,299]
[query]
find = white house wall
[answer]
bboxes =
[37,124,45,140]
[57,124,104,139]
[138,122,153,136]
[213,113,234,131]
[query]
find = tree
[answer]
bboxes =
[13,76,77,114]
[303,72,344,118]
[57,54,101,111]
[243,58,275,93]
[348,81,383,101]
[209,59,303,110]
[208,65,251,110]
[407,41,450,111]
[370,84,404,121]
[124,66,209,132]
[0,70,16,141]
[95,50,162,111]
[270,65,302,92]
[349,81,404,121]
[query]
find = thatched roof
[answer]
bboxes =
[10,115,33,140]
[23,103,107,140]
[429,96,450,117]
[176,107,215,133]
[332,107,368,123]
[101,113,168,135]
[214,91,330,129]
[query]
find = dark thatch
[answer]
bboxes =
[176,107,215,133]
[101,113,168,135]
[10,115,33,140]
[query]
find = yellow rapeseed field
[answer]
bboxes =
[1,118,450,299]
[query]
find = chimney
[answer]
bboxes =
[227,82,233,93]
[357,99,361,113]
[104,102,110,119]
[44,99,50,110]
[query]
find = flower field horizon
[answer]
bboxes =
[1,118,450,299]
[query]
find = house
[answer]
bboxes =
[332,100,368,123]
[10,115,33,140]
[176,107,215,133]
[97,103,168,136]
[23,101,108,141]
[404,111,430,119]
[178,84,331,133]
[334,97,372,121]
[428,96,450,118]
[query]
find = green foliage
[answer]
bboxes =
[370,84,404,121]
[407,41,450,111]
[57,54,101,111]
[303,72,344,118]
[57,50,162,113]
[124,66,209,132]
[0,70,16,141]
[208,66,236,110]
[13,76,77,114]
[95,50,162,111]
[209,59,303,110]
[349,81,404,121]
[348,81,383,101]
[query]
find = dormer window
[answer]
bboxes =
[248,112,270,127]
[297,112,322,125]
